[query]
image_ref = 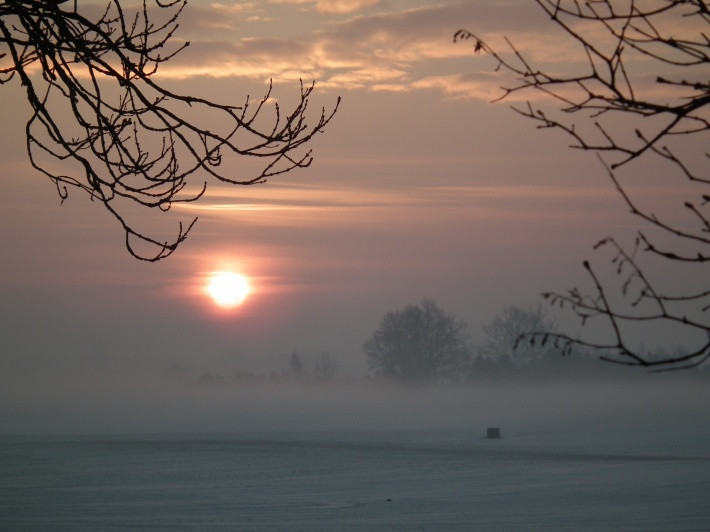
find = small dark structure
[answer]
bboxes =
[485,427,501,439]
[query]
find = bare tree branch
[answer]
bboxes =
[456,0,709,369]
[0,0,340,260]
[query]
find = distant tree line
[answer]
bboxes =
[180,350,340,387]
[363,299,706,384]
[58,300,707,388]
[151,313,708,387]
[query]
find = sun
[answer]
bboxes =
[207,271,250,308]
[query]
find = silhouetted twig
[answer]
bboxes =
[1,0,339,260]
[456,0,709,369]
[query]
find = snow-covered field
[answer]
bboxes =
[2,421,709,530]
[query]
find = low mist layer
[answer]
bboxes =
[2,355,707,437]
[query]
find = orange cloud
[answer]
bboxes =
[171,181,618,234]
[412,73,514,102]
[88,0,689,108]
[271,0,383,14]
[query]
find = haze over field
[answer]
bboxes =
[1,0,708,434]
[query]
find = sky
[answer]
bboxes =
[1,0,707,425]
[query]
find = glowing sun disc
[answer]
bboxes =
[207,272,249,308]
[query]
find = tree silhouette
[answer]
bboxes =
[480,305,557,368]
[0,0,339,260]
[456,0,709,369]
[288,351,304,380]
[364,299,471,383]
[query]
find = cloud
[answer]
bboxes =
[317,0,384,14]
[157,38,321,80]
[413,73,494,100]
[171,180,616,233]
[318,65,408,91]
[211,2,259,14]
[146,0,674,105]
[412,72,523,102]
[271,0,384,15]
[158,3,485,88]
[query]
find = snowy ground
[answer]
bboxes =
[2,420,709,530]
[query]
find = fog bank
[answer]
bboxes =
[2,362,707,437]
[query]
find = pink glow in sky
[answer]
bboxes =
[0,0,703,384]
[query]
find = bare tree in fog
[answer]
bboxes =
[279,350,337,382]
[364,299,471,383]
[0,0,339,260]
[288,351,305,380]
[456,0,709,369]
[479,305,558,368]
[312,352,337,382]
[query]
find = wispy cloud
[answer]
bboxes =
[412,72,514,101]
[156,2,494,89]
[171,181,616,232]
[271,0,384,14]
[152,0,677,103]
